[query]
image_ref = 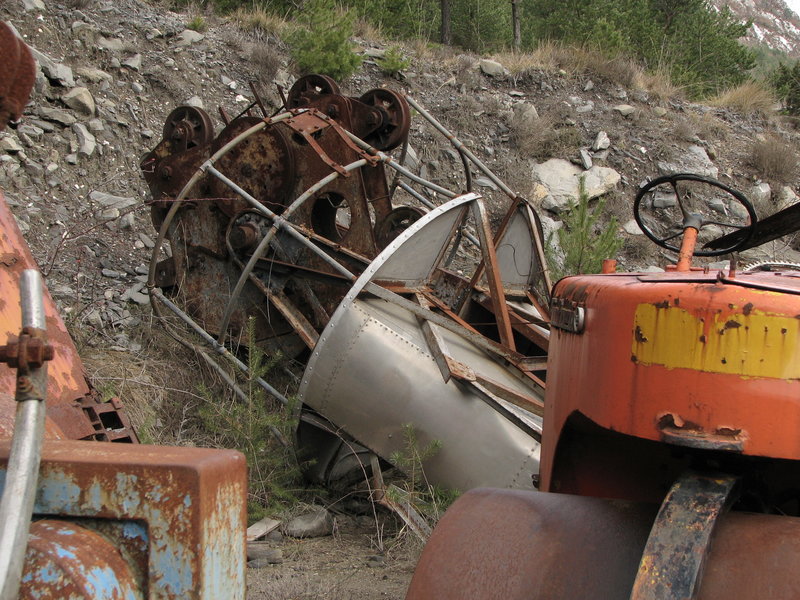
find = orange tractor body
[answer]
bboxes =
[408,174,800,599]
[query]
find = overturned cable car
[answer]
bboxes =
[140,75,551,493]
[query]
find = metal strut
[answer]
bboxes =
[630,471,738,600]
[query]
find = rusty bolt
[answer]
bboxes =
[0,333,54,372]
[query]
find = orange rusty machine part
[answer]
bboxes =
[407,174,800,599]
[0,21,247,599]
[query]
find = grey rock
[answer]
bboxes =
[102,268,121,278]
[653,107,668,117]
[0,137,23,153]
[623,219,643,235]
[366,555,385,567]
[657,145,718,179]
[89,191,137,210]
[282,509,334,539]
[33,51,75,87]
[511,102,538,132]
[184,96,204,108]
[475,176,499,191]
[28,118,56,133]
[138,233,155,248]
[592,131,610,151]
[575,100,595,114]
[748,182,771,206]
[533,159,621,213]
[85,309,103,328]
[17,124,44,140]
[611,88,628,100]
[247,543,283,564]
[479,59,505,77]
[73,124,96,157]
[641,266,665,273]
[65,153,79,165]
[613,104,636,117]
[98,36,125,52]
[23,0,46,11]
[777,186,799,210]
[63,87,96,117]
[652,191,677,209]
[38,107,77,126]
[583,79,594,91]
[132,82,144,93]
[176,29,205,47]
[75,66,112,83]
[122,54,142,71]
[118,212,136,229]
[71,21,99,45]
[87,118,105,132]
[579,148,593,170]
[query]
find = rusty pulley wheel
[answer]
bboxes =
[286,74,341,109]
[358,88,411,151]
[162,105,214,152]
[209,116,296,215]
[374,205,425,248]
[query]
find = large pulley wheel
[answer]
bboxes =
[634,173,757,257]
[358,88,411,151]
[209,116,296,216]
[374,205,425,248]
[162,105,213,152]
[286,74,341,109]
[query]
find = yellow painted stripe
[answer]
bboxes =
[632,303,800,379]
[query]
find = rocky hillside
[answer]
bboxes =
[716,0,800,57]
[1,0,800,357]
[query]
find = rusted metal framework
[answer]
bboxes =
[141,75,552,493]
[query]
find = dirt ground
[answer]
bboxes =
[246,518,421,600]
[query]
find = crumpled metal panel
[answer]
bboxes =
[300,196,543,492]
[0,440,247,599]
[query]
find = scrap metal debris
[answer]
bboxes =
[141,75,552,495]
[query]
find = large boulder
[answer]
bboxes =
[531,159,621,213]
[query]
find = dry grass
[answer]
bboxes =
[511,111,582,161]
[79,330,208,446]
[250,44,282,85]
[749,136,800,183]
[495,43,650,90]
[672,111,730,143]
[632,68,682,100]
[233,7,293,38]
[707,81,777,116]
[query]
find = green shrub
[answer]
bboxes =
[550,179,624,279]
[289,0,362,80]
[377,46,410,78]
[197,320,302,521]
[770,60,800,116]
[186,15,208,33]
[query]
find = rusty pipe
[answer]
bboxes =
[405,95,514,200]
[149,288,289,407]
[0,270,48,600]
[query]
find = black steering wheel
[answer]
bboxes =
[633,173,757,257]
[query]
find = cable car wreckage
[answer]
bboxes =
[140,73,800,599]
[139,75,552,495]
